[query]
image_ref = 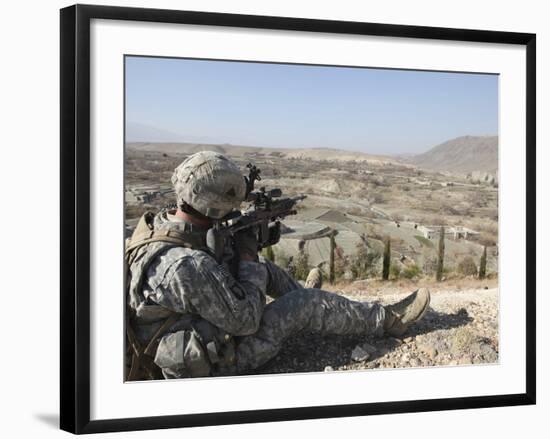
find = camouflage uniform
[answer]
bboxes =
[236,261,385,372]
[127,211,385,379]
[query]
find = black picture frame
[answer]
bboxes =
[60,4,536,434]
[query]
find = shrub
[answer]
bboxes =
[294,251,310,281]
[423,254,438,275]
[457,256,478,276]
[390,263,401,279]
[351,243,381,279]
[402,264,421,279]
[371,193,385,204]
[333,247,349,281]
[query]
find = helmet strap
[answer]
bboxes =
[176,203,213,228]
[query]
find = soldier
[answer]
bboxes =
[125,151,430,380]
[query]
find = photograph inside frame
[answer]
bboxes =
[124,55,499,381]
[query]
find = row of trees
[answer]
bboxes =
[264,227,489,284]
[381,227,488,282]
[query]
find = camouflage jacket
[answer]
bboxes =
[126,210,268,377]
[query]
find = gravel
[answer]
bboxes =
[253,288,499,375]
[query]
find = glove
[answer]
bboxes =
[266,222,281,247]
[234,227,260,262]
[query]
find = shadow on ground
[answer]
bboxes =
[404,307,472,337]
[254,306,472,374]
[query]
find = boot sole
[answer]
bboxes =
[413,288,431,322]
[386,288,431,336]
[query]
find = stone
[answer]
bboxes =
[420,344,438,360]
[324,366,334,372]
[351,345,370,362]
[360,342,378,355]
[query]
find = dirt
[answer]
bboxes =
[253,287,499,375]
[124,144,500,375]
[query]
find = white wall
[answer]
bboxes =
[0,0,546,437]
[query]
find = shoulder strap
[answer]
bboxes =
[125,228,195,255]
[125,212,198,258]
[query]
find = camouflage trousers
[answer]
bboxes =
[234,259,386,372]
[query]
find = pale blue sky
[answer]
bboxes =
[125,56,498,155]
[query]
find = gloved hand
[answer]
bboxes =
[266,222,281,247]
[234,227,260,261]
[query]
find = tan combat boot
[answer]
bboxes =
[383,288,431,337]
[304,267,323,289]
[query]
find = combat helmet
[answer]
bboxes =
[171,151,246,219]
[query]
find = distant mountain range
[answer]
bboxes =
[408,135,498,174]
[127,134,498,175]
[126,142,398,165]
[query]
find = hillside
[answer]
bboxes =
[126,142,399,165]
[409,135,498,174]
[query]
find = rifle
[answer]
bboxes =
[206,163,306,274]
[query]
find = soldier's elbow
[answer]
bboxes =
[236,325,259,336]
[230,317,261,336]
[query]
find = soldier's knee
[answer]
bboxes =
[289,288,322,303]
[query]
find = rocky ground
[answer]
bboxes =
[254,286,499,375]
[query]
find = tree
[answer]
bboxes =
[329,231,336,284]
[351,241,368,279]
[333,250,349,281]
[479,245,487,279]
[436,227,445,281]
[294,250,310,281]
[351,243,381,280]
[402,264,421,279]
[382,237,391,280]
[422,254,438,276]
[263,245,275,262]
